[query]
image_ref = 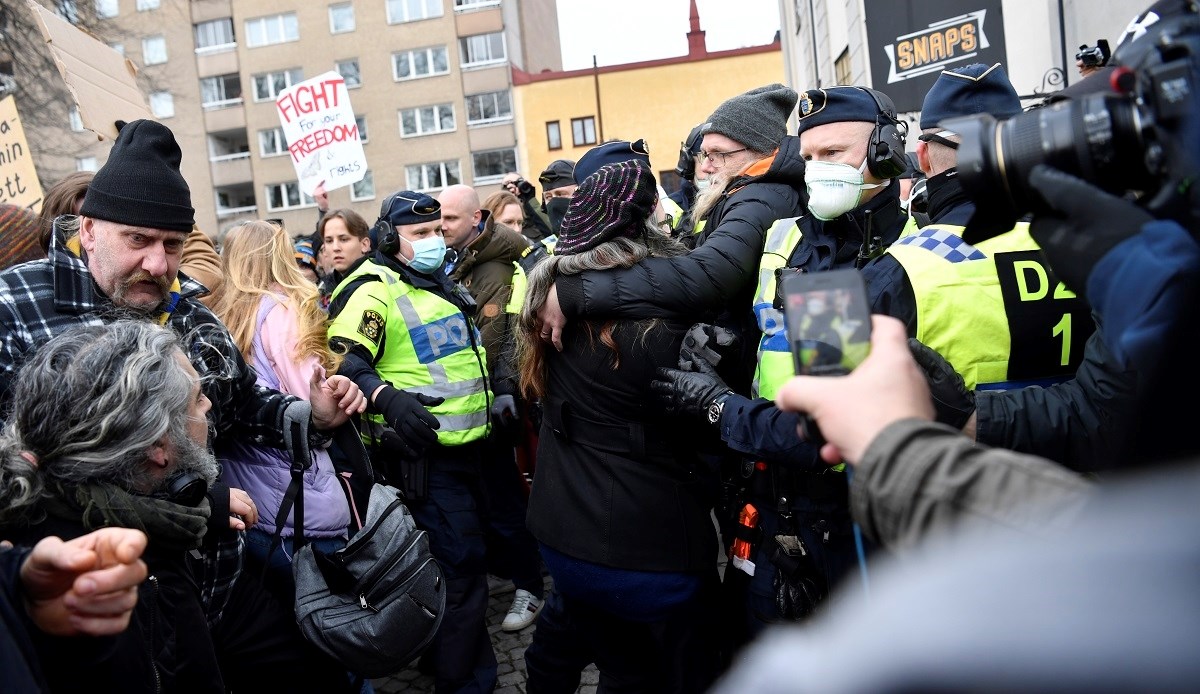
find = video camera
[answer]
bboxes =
[944,7,1200,243]
[1076,39,1112,68]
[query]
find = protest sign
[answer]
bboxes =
[0,96,45,212]
[27,0,151,141]
[276,71,366,195]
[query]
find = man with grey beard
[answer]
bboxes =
[0,321,358,692]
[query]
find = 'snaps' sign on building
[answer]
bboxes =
[276,71,367,196]
[865,0,1007,113]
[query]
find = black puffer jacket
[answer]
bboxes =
[556,135,807,324]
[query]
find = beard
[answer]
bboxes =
[148,429,220,501]
[110,271,172,314]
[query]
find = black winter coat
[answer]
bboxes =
[555,136,807,325]
[526,319,718,573]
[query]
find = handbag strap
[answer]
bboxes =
[268,411,312,577]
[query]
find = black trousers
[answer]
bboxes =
[524,583,720,694]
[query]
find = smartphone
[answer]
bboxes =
[780,269,872,444]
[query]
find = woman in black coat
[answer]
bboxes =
[517,160,721,693]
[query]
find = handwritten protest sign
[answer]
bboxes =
[0,96,44,212]
[276,71,366,195]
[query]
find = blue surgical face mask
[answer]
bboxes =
[400,234,446,274]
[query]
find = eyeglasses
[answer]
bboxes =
[699,148,748,166]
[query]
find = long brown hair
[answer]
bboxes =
[516,225,685,400]
[211,220,340,372]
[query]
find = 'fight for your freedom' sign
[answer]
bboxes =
[276,72,367,195]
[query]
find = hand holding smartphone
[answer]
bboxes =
[781,269,873,446]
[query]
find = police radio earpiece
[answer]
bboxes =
[856,87,910,180]
[375,192,401,256]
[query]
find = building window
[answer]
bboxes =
[571,117,597,146]
[254,68,303,102]
[68,106,83,132]
[454,0,501,10]
[356,115,369,143]
[465,90,511,126]
[400,104,455,138]
[835,48,852,86]
[76,156,97,172]
[386,0,443,24]
[472,148,517,184]
[245,12,299,48]
[265,182,315,211]
[93,0,117,19]
[259,127,288,157]
[194,18,235,53]
[200,74,242,109]
[546,121,561,150]
[351,170,375,201]
[149,91,174,118]
[108,42,124,55]
[137,0,160,10]
[336,59,361,88]
[141,35,167,65]
[393,46,449,81]
[57,1,80,24]
[459,32,506,68]
[329,3,355,33]
[406,160,461,192]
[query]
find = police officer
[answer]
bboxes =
[327,191,497,693]
[666,123,705,231]
[862,63,1095,392]
[652,86,911,659]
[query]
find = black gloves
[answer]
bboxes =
[679,323,740,370]
[651,355,734,421]
[373,386,443,459]
[490,394,518,424]
[908,338,975,430]
[1029,165,1153,298]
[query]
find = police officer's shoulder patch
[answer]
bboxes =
[357,310,385,345]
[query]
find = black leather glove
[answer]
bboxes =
[908,338,975,430]
[1029,164,1154,298]
[651,355,734,420]
[679,323,741,371]
[373,386,443,459]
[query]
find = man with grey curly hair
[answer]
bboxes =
[0,321,223,691]
[0,321,358,692]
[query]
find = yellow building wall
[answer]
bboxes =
[514,48,785,188]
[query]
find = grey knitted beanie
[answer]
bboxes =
[701,83,799,154]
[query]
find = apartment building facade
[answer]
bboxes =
[12,0,561,237]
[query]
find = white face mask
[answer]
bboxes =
[694,178,711,192]
[804,157,885,221]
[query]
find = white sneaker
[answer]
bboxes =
[501,588,542,632]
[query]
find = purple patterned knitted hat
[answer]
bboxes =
[555,160,657,255]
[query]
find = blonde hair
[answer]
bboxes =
[212,220,341,373]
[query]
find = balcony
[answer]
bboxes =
[195,46,239,79]
[203,101,245,133]
[214,182,257,220]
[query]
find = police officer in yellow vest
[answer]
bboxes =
[327,191,497,693]
[861,63,1095,394]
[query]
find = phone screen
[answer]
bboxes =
[782,270,872,377]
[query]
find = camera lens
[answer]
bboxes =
[946,93,1151,243]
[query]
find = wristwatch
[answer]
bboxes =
[707,391,735,426]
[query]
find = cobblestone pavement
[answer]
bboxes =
[372,575,599,694]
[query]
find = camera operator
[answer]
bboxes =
[501,172,554,244]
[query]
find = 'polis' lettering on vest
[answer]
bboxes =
[427,316,470,357]
[1012,259,1075,301]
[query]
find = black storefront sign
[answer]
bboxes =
[864,0,1008,113]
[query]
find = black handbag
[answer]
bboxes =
[273,415,445,678]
